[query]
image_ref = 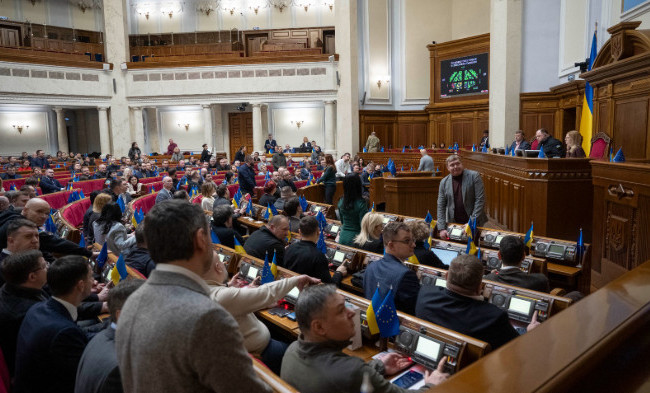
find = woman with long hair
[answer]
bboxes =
[201,182,217,211]
[353,213,384,254]
[92,202,135,254]
[126,175,143,197]
[258,180,277,207]
[337,174,367,246]
[85,193,113,246]
[316,154,337,204]
[564,130,586,158]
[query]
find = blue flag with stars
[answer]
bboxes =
[315,210,327,230]
[538,147,546,158]
[211,230,221,244]
[299,195,308,212]
[116,195,126,213]
[376,288,400,338]
[96,242,108,269]
[260,252,275,285]
[317,228,327,254]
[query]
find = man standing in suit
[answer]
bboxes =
[416,255,540,350]
[437,155,487,239]
[484,236,550,293]
[363,222,420,315]
[115,201,271,393]
[75,279,144,393]
[417,149,435,172]
[155,176,174,204]
[39,168,64,194]
[265,133,277,153]
[510,130,531,152]
[14,255,94,393]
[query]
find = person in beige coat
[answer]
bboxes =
[365,132,380,152]
[203,252,320,374]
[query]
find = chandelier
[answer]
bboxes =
[196,0,220,16]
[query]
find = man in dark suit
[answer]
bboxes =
[416,255,540,350]
[535,128,565,158]
[363,222,420,315]
[75,279,144,393]
[39,168,64,194]
[509,130,531,152]
[237,156,257,197]
[243,215,289,267]
[484,236,550,293]
[437,155,487,239]
[0,166,21,180]
[14,255,94,393]
[31,150,49,169]
[211,205,246,250]
[155,176,174,204]
[0,250,48,377]
[124,224,156,278]
[264,134,277,153]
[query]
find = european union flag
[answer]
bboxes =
[511,146,516,156]
[96,242,108,269]
[270,203,278,216]
[260,252,275,285]
[299,195,308,212]
[45,214,57,234]
[538,147,546,158]
[505,146,510,155]
[317,228,327,254]
[67,191,78,204]
[481,145,488,153]
[424,211,433,224]
[211,230,221,244]
[380,146,384,152]
[116,195,126,213]
[613,148,625,163]
[315,210,327,230]
[79,235,85,248]
[376,288,400,338]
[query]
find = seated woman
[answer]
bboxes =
[186,170,202,193]
[283,197,302,233]
[565,130,586,158]
[337,174,368,246]
[202,252,319,374]
[126,175,143,197]
[93,202,136,255]
[201,182,216,211]
[258,180,277,207]
[170,147,183,162]
[406,220,446,269]
[18,160,31,172]
[85,193,113,246]
[353,213,384,255]
[211,205,246,249]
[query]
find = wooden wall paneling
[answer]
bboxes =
[384,177,441,217]
[228,112,253,160]
[501,179,510,227]
[613,97,649,159]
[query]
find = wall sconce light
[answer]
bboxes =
[299,2,311,12]
[12,124,29,134]
[69,0,102,13]
[376,77,390,89]
[197,0,219,15]
[165,10,174,18]
[143,11,150,19]
[177,123,190,131]
[291,120,304,129]
[323,1,334,11]
[250,5,260,14]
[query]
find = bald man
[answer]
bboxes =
[0,196,9,212]
[418,149,435,172]
[0,198,96,262]
[243,215,289,266]
[155,176,174,204]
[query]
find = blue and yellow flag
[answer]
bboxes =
[465,220,477,255]
[45,213,57,234]
[365,286,381,335]
[579,29,598,154]
[211,230,221,244]
[233,236,245,254]
[246,199,254,217]
[264,204,274,221]
[308,173,315,186]
[376,288,400,338]
[110,254,128,285]
[271,251,278,278]
[369,202,375,213]
[524,222,534,248]
[407,253,420,265]
[116,196,126,213]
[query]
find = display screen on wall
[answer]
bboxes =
[623,0,648,12]
[440,53,489,98]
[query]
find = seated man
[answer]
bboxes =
[211,205,246,250]
[416,255,539,350]
[243,215,289,267]
[281,285,449,392]
[0,166,21,180]
[363,222,420,315]
[0,250,48,377]
[75,279,145,393]
[484,236,550,293]
[203,252,319,374]
[124,223,156,278]
[14,255,94,393]
[535,128,565,158]
[39,168,64,194]
[510,130,531,152]
[284,216,347,286]
[155,176,174,204]
[274,186,295,211]
[0,219,40,286]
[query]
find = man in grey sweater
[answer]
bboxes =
[115,200,271,393]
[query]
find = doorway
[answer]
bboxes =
[228,112,253,161]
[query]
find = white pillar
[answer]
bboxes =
[202,104,214,152]
[251,102,264,153]
[53,107,69,153]
[489,0,522,148]
[98,107,111,156]
[213,104,224,153]
[324,100,336,154]
[335,0,360,155]
[131,106,145,153]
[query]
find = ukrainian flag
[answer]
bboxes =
[524,222,534,248]
[407,254,420,265]
[271,251,278,278]
[369,202,375,213]
[264,204,274,221]
[579,29,598,153]
[465,220,477,255]
[211,230,221,244]
[233,237,245,254]
[365,286,381,335]
[110,254,128,285]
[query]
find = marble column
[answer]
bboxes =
[324,100,336,154]
[489,0,522,148]
[251,103,264,153]
[98,107,111,156]
[202,104,214,152]
[53,107,69,153]
[335,0,360,155]
[131,106,145,153]
[213,104,224,153]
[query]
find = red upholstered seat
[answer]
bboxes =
[41,189,84,210]
[61,198,91,227]
[139,176,162,184]
[227,184,239,197]
[294,180,308,188]
[530,139,539,150]
[589,132,611,160]
[132,193,158,215]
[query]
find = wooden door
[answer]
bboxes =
[0,28,19,47]
[245,33,267,56]
[229,112,253,161]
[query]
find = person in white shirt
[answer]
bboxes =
[335,153,351,179]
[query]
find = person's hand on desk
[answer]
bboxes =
[247,276,261,288]
[424,358,450,386]
[380,353,412,375]
[228,272,247,288]
[336,261,349,277]
[296,275,321,291]
[527,311,541,332]
[438,230,449,240]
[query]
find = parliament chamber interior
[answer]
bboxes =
[0,0,649,392]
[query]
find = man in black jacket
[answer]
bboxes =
[124,224,156,278]
[243,215,288,266]
[416,255,539,350]
[484,236,550,293]
[210,205,245,250]
[200,144,212,163]
[237,156,257,197]
[39,168,64,194]
[535,128,565,158]
[284,217,347,285]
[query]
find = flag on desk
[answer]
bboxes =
[317,228,327,254]
[150,187,155,194]
[579,28,598,154]
[308,173,315,186]
[246,199,254,217]
[271,251,278,279]
[363,147,368,153]
[299,195,309,212]
[380,146,384,152]
[524,222,534,248]
[576,228,584,263]
[369,202,375,213]
[481,145,488,153]
[465,220,477,255]
[365,286,381,336]
[472,144,477,152]
[315,210,328,230]
[233,236,245,254]
[402,146,406,153]
[131,208,144,228]
[505,146,510,156]
[613,148,625,163]
[260,252,275,285]
[264,204,274,221]
[116,195,126,213]
[376,288,400,338]
[511,147,516,157]
[96,242,108,269]
[407,253,420,265]
[211,230,221,244]
[609,146,614,162]
[537,147,546,158]
[45,213,57,234]
[78,235,85,248]
[424,211,433,224]
[110,254,128,285]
